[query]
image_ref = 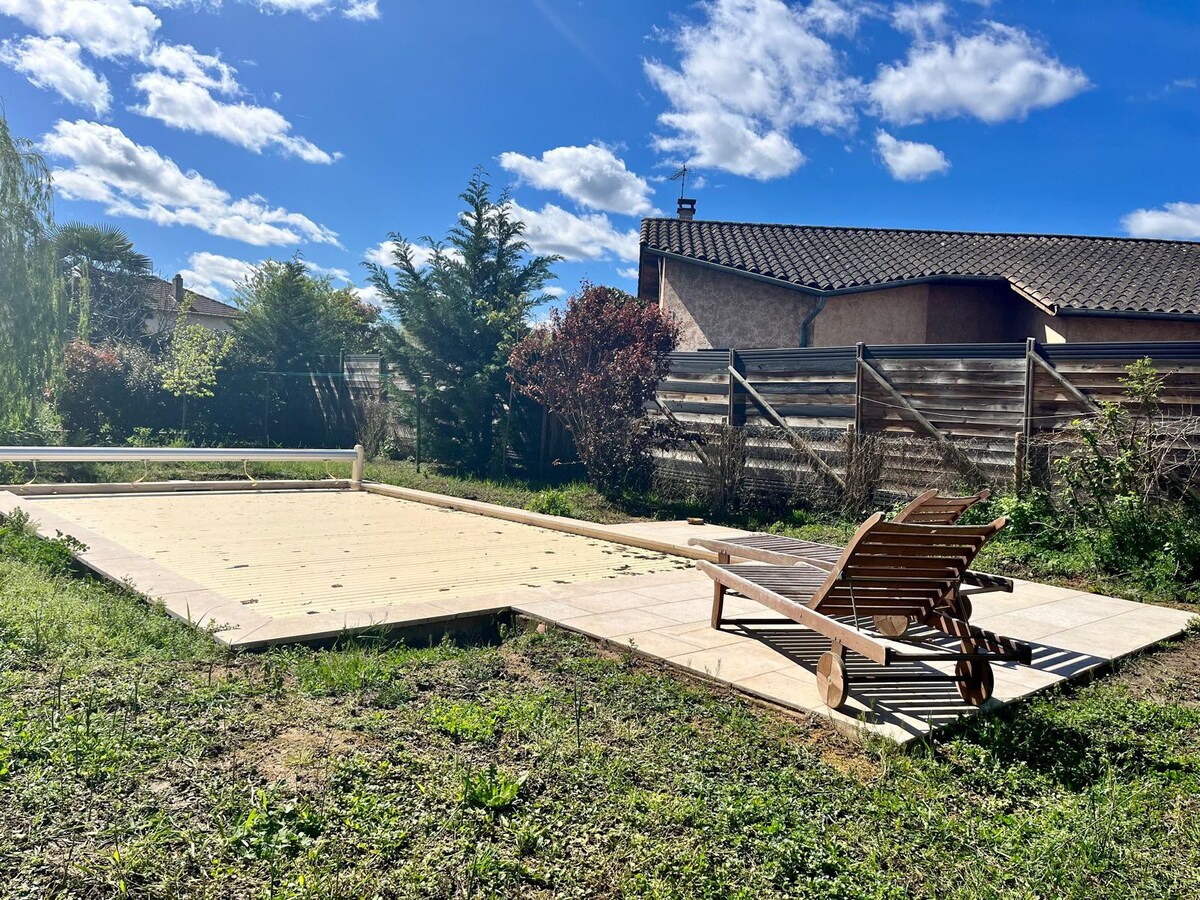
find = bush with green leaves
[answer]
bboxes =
[0,509,86,574]
[1055,358,1200,598]
[526,488,573,517]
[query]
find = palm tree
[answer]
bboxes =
[54,222,154,343]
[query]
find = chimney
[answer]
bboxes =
[676,197,697,221]
[173,273,184,305]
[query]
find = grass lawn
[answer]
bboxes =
[2,542,1199,898]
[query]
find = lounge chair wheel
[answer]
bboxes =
[955,595,973,621]
[817,650,848,709]
[873,614,909,637]
[955,659,993,705]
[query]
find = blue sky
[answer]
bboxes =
[2,0,1199,313]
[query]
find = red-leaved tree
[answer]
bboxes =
[509,284,678,494]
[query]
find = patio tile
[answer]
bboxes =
[618,630,703,660]
[655,621,748,649]
[561,590,665,614]
[564,607,680,639]
[643,597,714,624]
[631,580,712,602]
[736,670,826,711]
[512,598,592,622]
[668,641,794,683]
[1044,608,1193,657]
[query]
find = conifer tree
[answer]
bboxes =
[366,169,557,474]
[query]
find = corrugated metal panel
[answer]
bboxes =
[864,343,1026,360]
[1041,341,1200,361]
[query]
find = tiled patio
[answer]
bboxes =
[3,483,1193,744]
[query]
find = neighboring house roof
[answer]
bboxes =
[640,218,1200,317]
[146,275,241,319]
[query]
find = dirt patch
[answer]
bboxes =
[242,725,380,789]
[1111,630,1200,707]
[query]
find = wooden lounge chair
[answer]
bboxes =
[697,513,1032,709]
[690,489,1012,631]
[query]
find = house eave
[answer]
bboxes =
[642,248,1056,311]
[1055,306,1200,322]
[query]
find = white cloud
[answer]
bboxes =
[508,202,639,263]
[343,0,377,20]
[1122,202,1200,240]
[891,1,949,39]
[644,0,860,180]
[542,286,566,298]
[803,0,864,36]
[41,119,339,246]
[875,130,949,181]
[616,266,639,280]
[351,283,383,306]
[146,43,238,94]
[132,68,340,164]
[0,0,160,59]
[0,35,110,113]
[870,22,1089,125]
[253,0,379,18]
[179,251,257,297]
[499,144,655,217]
[180,252,354,298]
[306,261,352,282]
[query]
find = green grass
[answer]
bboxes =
[2,543,1199,898]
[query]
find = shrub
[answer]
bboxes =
[55,339,175,441]
[526,489,572,517]
[1055,359,1200,598]
[0,509,86,574]
[509,283,678,495]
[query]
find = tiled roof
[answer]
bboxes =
[145,276,241,319]
[640,218,1200,316]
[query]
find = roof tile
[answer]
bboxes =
[641,218,1200,316]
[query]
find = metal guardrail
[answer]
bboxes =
[0,445,366,486]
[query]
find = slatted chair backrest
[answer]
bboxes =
[808,512,1007,619]
[893,489,991,526]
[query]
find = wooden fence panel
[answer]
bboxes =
[653,340,1200,501]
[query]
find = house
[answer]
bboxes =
[144,274,240,335]
[637,209,1200,350]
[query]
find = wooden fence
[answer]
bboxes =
[653,340,1200,498]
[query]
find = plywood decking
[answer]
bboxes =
[20,490,689,619]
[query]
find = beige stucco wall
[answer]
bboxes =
[659,258,818,350]
[655,255,1200,349]
[811,284,930,346]
[1017,306,1200,343]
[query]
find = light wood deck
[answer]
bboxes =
[21,489,689,619]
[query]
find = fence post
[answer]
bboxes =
[1018,337,1036,488]
[727,349,745,426]
[352,443,365,489]
[853,342,865,436]
[414,384,422,473]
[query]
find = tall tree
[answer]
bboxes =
[233,258,375,445]
[0,108,62,430]
[54,221,154,344]
[366,169,558,474]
